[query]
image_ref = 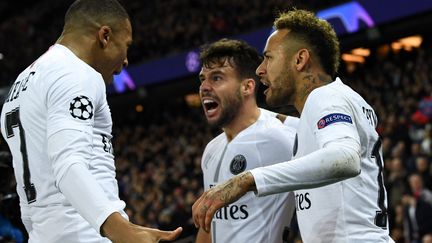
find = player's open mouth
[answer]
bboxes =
[202,98,219,115]
[260,79,271,96]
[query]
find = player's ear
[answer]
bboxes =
[97,26,112,49]
[294,48,310,71]
[241,78,255,96]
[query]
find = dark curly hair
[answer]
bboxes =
[274,10,340,78]
[199,38,263,89]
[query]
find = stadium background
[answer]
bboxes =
[1,0,432,242]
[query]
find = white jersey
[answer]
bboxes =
[1,44,125,242]
[293,78,391,242]
[202,109,298,243]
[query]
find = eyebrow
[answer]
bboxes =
[208,70,224,75]
[199,69,225,79]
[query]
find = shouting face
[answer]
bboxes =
[199,59,243,128]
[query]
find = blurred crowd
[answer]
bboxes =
[0,0,346,88]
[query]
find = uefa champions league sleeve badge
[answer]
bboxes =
[69,96,94,120]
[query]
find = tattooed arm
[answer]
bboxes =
[192,172,256,232]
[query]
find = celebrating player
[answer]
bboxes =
[196,38,298,243]
[192,9,395,243]
[0,0,181,242]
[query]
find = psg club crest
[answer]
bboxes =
[69,95,94,120]
[230,154,247,175]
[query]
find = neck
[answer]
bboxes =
[56,32,95,67]
[223,104,260,142]
[294,71,333,113]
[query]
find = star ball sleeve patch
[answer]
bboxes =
[69,95,94,120]
[317,113,352,129]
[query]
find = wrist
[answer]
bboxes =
[238,171,256,193]
[101,212,130,241]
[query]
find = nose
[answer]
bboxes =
[199,79,212,94]
[256,60,266,77]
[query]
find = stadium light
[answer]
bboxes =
[185,93,201,107]
[351,48,371,57]
[342,53,366,63]
[135,104,144,113]
[398,35,422,48]
[391,35,423,51]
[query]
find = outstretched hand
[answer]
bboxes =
[123,225,183,243]
[192,171,256,232]
[101,212,183,243]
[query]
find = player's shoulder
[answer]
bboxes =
[252,113,296,143]
[204,132,226,151]
[306,78,357,112]
[257,108,295,128]
[283,116,299,130]
[312,78,362,100]
[255,110,284,129]
[37,45,78,71]
[38,45,101,85]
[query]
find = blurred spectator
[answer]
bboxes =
[415,156,432,189]
[391,203,405,243]
[387,157,408,209]
[402,174,432,243]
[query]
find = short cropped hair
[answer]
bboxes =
[274,10,340,78]
[64,0,129,32]
[199,38,263,90]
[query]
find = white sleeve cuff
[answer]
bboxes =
[58,162,122,232]
[250,168,267,197]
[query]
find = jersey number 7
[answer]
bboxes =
[5,107,37,204]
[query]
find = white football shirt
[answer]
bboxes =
[202,109,298,243]
[252,78,394,243]
[1,44,125,242]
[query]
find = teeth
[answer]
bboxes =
[202,98,218,113]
